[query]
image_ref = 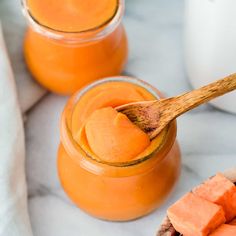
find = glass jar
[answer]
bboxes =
[185,0,236,114]
[22,0,128,95]
[57,76,181,221]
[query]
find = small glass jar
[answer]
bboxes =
[57,77,181,221]
[21,0,128,95]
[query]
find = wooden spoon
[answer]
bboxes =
[116,74,236,140]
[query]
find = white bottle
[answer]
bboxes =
[185,0,236,114]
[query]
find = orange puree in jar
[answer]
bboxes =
[22,0,128,94]
[58,77,181,221]
[84,107,150,163]
[26,0,118,32]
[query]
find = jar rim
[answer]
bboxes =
[21,0,124,43]
[60,76,177,177]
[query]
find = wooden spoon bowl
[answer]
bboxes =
[156,168,236,236]
[117,74,236,140]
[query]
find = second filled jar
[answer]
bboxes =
[58,76,181,221]
[22,0,128,94]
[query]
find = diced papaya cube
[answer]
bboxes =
[229,218,236,226]
[193,173,236,221]
[210,224,236,236]
[167,192,226,236]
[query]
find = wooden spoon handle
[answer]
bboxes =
[164,73,236,119]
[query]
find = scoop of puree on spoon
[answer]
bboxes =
[116,74,236,140]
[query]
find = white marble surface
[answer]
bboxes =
[12,0,236,235]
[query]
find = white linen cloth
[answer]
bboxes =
[0,0,46,113]
[0,24,33,236]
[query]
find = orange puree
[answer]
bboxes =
[58,78,181,221]
[23,0,128,94]
[85,107,150,162]
[26,0,118,32]
[72,81,167,163]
